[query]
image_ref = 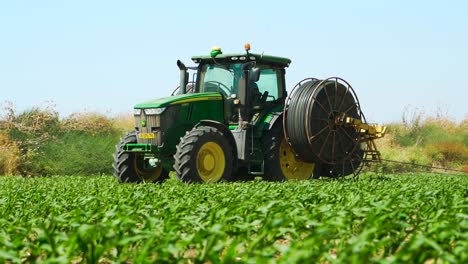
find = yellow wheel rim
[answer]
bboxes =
[279,138,315,180]
[197,142,225,182]
[134,154,163,182]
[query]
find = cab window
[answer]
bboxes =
[256,68,281,101]
[199,64,242,97]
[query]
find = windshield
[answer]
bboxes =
[199,64,242,97]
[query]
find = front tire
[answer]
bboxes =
[263,124,316,181]
[113,131,169,183]
[174,126,233,183]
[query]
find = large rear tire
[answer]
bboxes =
[113,131,169,183]
[263,124,316,181]
[174,126,233,183]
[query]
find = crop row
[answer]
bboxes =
[0,173,467,263]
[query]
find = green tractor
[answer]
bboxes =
[113,44,386,183]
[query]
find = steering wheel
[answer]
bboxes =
[205,81,231,96]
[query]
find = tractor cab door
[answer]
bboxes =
[248,67,285,117]
[197,64,243,124]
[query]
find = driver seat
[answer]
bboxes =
[249,82,263,106]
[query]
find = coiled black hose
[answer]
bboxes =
[285,80,321,163]
[285,78,362,167]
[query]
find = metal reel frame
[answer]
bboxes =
[283,77,374,178]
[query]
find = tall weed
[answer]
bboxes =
[379,108,467,171]
[0,102,128,176]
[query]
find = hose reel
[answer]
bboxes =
[283,77,385,177]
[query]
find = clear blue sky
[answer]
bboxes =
[1,0,467,123]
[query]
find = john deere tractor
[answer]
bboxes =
[113,44,386,183]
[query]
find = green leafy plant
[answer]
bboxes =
[0,174,466,263]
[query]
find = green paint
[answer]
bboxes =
[210,49,222,57]
[134,92,222,109]
[124,49,295,173]
[123,143,157,153]
[253,104,285,136]
[153,98,225,159]
[192,53,291,67]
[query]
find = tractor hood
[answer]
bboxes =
[134,92,223,109]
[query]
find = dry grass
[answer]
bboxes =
[0,132,20,175]
[112,112,134,132]
[378,112,467,171]
[62,112,117,135]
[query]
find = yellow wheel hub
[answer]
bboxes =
[279,138,315,180]
[197,142,225,182]
[134,154,163,182]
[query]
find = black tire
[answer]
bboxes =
[319,148,365,178]
[173,126,233,183]
[113,131,169,183]
[263,123,316,181]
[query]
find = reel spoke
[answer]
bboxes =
[322,83,334,112]
[337,84,350,112]
[334,78,339,109]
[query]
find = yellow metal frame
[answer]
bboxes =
[336,116,387,163]
[342,116,387,139]
[279,138,315,180]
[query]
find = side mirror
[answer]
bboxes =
[248,67,260,83]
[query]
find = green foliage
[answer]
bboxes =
[0,174,466,263]
[379,110,467,171]
[0,103,124,176]
[389,121,466,148]
[30,132,120,176]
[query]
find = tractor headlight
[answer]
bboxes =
[144,107,166,115]
[133,109,142,115]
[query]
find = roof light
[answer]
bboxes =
[245,43,251,51]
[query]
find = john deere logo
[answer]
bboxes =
[141,120,146,127]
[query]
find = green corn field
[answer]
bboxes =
[0,173,467,263]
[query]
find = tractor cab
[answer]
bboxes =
[182,45,291,124]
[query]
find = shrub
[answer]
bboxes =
[31,132,120,175]
[62,112,117,136]
[0,103,127,176]
[425,142,468,167]
[376,107,467,171]
[112,113,135,133]
[0,103,61,175]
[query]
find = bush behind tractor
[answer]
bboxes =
[113,44,386,183]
